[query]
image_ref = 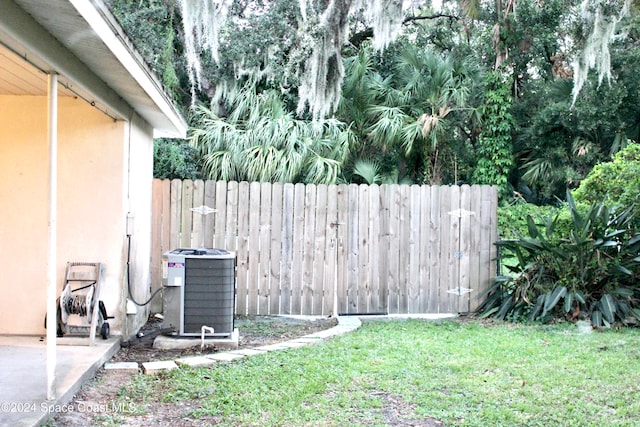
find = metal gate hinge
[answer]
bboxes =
[448,208,475,218]
[447,288,473,295]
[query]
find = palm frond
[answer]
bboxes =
[352,159,382,185]
[366,105,409,147]
[400,120,425,156]
[303,155,340,185]
[521,158,556,186]
[190,85,352,184]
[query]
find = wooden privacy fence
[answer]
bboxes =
[151,179,498,316]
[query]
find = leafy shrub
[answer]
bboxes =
[498,199,590,243]
[498,201,557,240]
[154,138,201,180]
[574,143,640,229]
[479,191,640,327]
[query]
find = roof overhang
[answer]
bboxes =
[0,0,187,138]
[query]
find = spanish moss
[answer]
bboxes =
[366,0,404,51]
[180,0,232,99]
[571,0,630,105]
[296,0,425,119]
[182,0,427,118]
[296,0,355,120]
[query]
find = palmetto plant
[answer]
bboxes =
[349,158,411,184]
[190,86,354,184]
[339,44,476,184]
[351,159,382,185]
[479,191,640,327]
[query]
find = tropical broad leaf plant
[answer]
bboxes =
[478,191,640,327]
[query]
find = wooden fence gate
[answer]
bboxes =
[151,180,498,316]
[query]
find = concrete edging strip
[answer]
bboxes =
[136,315,362,375]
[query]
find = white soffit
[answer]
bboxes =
[0,0,187,138]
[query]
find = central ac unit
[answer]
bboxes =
[162,248,236,337]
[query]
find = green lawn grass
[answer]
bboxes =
[121,319,640,426]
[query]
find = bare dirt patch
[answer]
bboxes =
[109,314,337,363]
[373,392,446,427]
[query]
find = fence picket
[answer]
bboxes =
[280,183,295,315]
[180,179,193,248]
[458,185,472,313]
[469,185,482,312]
[258,182,272,314]
[438,186,452,313]
[387,184,400,314]
[225,181,239,252]
[357,184,370,313]
[336,184,349,314]
[428,186,440,312]
[213,181,227,248]
[190,180,205,248]
[448,185,461,313]
[479,185,498,311]
[269,183,283,315]
[290,183,305,314]
[169,179,182,250]
[418,185,430,312]
[398,185,410,314]
[406,185,420,313]
[313,184,328,315]
[160,179,171,256]
[150,179,164,313]
[369,184,382,313]
[247,182,261,314]
[325,185,338,316]
[378,185,390,314]
[235,182,250,315]
[203,180,216,247]
[347,184,359,314]
[302,184,317,315]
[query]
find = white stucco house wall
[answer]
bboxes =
[0,0,187,352]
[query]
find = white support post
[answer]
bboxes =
[46,73,58,401]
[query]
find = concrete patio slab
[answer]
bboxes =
[0,335,119,427]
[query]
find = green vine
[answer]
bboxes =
[473,71,515,201]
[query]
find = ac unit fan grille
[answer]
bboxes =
[183,257,235,335]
